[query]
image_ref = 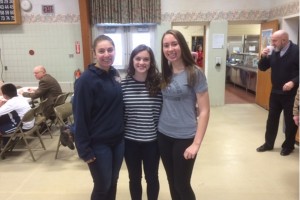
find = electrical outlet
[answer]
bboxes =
[4,66,7,70]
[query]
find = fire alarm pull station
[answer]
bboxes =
[75,41,80,54]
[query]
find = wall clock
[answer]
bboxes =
[21,0,32,11]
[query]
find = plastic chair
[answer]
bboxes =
[54,102,74,159]
[0,108,46,161]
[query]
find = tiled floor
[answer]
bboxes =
[225,83,255,104]
[0,104,299,200]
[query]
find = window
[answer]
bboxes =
[93,25,156,69]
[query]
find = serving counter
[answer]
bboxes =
[226,53,259,93]
[226,64,257,92]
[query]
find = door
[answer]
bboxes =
[255,20,279,110]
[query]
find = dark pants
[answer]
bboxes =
[0,111,20,134]
[158,132,196,200]
[88,139,124,200]
[124,139,160,200]
[265,93,298,150]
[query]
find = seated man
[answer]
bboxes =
[0,83,34,136]
[20,65,63,119]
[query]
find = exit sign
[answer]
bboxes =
[42,5,54,14]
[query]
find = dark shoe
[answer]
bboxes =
[256,144,273,152]
[280,148,293,156]
[60,126,69,147]
[60,126,75,150]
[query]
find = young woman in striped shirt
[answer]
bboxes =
[121,44,162,200]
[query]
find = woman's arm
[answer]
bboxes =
[184,90,210,159]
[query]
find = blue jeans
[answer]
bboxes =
[158,132,196,200]
[88,139,124,200]
[124,139,160,200]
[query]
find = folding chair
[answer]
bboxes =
[0,108,46,161]
[34,98,53,138]
[54,102,74,159]
[48,93,70,127]
[53,93,70,109]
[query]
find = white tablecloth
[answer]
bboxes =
[0,87,37,103]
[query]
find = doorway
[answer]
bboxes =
[172,24,206,69]
[226,24,260,104]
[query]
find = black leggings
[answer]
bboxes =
[124,139,160,200]
[158,132,196,200]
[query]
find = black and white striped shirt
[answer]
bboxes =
[121,77,162,142]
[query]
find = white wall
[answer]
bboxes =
[21,0,79,15]
[205,21,228,106]
[161,0,272,13]
[0,0,82,92]
[281,16,299,44]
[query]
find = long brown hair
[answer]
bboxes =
[161,29,199,89]
[127,44,161,96]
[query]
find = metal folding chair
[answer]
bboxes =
[0,108,46,161]
[34,98,53,138]
[54,102,74,159]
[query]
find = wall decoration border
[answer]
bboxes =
[162,9,269,22]
[19,1,299,24]
[162,1,299,22]
[22,14,80,23]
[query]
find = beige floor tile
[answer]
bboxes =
[0,104,298,200]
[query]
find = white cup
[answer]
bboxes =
[267,45,274,55]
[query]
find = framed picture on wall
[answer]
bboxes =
[261,29,273,49]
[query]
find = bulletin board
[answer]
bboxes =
[0,0,21,25]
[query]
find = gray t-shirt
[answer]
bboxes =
[158,68,208,139]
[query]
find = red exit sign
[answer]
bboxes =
[42,5,54,14]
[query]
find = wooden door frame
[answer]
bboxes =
[78,0,93,70]
[255,20,279,110]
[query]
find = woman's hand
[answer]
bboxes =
[86,157,96,164]
[293,115,299,126]
[183,143,200,160]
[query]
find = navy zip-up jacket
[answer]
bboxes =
[72,64,124,161]
[258,41,299,96]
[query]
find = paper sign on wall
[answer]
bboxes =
[212,34,224,49]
